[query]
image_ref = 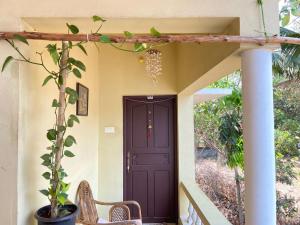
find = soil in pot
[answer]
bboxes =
[35,204,79,225]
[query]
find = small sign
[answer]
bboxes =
[104,127,115,134]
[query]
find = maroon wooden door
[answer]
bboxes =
[123,96,177,223]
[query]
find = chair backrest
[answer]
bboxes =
[75,180,99,224]
[109,204,131,222]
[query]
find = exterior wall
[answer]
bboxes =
[0,43,19,225]
[17,41,100,225]
[0,37,238,225]
[0,1,279,223]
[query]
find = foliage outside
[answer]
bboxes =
[195,2,300,224]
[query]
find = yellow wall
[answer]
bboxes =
[0,43,19,225]
[97,44,177,217]
[176,42,239,93]
[17,41,100,225]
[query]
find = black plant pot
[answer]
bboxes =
[35,204,79,225]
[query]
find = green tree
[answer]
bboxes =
[194,73,300,224]
[195,74,245,224]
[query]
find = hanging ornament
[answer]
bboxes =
[144,49,162,84]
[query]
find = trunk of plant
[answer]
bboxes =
[51,41,69,218]
[234,167,244,225]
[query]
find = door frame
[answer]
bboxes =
[122,95,178,222]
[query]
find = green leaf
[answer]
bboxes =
[61,182,71,192]
[47,129,57,141]
[42,172,51,180]
[66,23,79,34]
[92,15,106,22]
[134,43,147,52]
[48,187,55,196]
[41,154,51,161]
[58,168,68,179]
[52,99,60,107]
[280,9,291,27]
[46,44,59,65]
[66,87,78,104]
[67,118,74,127]
[39,189,49,196]
[67,114,80,127]
[42,75,53,86]
[150,27,161,37]
[77,44,87,55]
[1,56,13,72]
[65,87,76,95]
[13,34,29,45]
[68,41,73,49]
[100,35,111,43]
[57,193,68,205]
[124,31,133,38]
[64,135,76,147]
[68,57,86,71]
[69,114,79,123]
[68,95,77,104]
[72,68,81,78]
[64,150,75,157]
[41,160,51,167]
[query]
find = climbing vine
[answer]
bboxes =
[1,16,160,218]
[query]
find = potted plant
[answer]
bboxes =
[1,17,107,225]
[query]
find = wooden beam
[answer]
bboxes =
[0,31,300,45]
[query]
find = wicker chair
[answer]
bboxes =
[75,180,142,225]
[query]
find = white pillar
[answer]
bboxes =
[242,49,276,225]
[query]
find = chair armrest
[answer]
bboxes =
[94,200,142,219]
[78,219,142,225]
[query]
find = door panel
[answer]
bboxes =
[124,96,177,223]
[132,104,148,148]
[154,171,171,217]
[132,171,149,216]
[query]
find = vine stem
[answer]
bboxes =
[51,41,69,218]
[257,0,268,37]
[5,39,56,75]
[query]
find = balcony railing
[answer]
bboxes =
[180,182,232,225]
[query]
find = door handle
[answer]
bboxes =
[127,152,131,173]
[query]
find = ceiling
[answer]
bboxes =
[23,17,238,34]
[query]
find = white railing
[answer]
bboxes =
[180,182,232,225]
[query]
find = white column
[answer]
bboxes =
[242,49,276,225]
